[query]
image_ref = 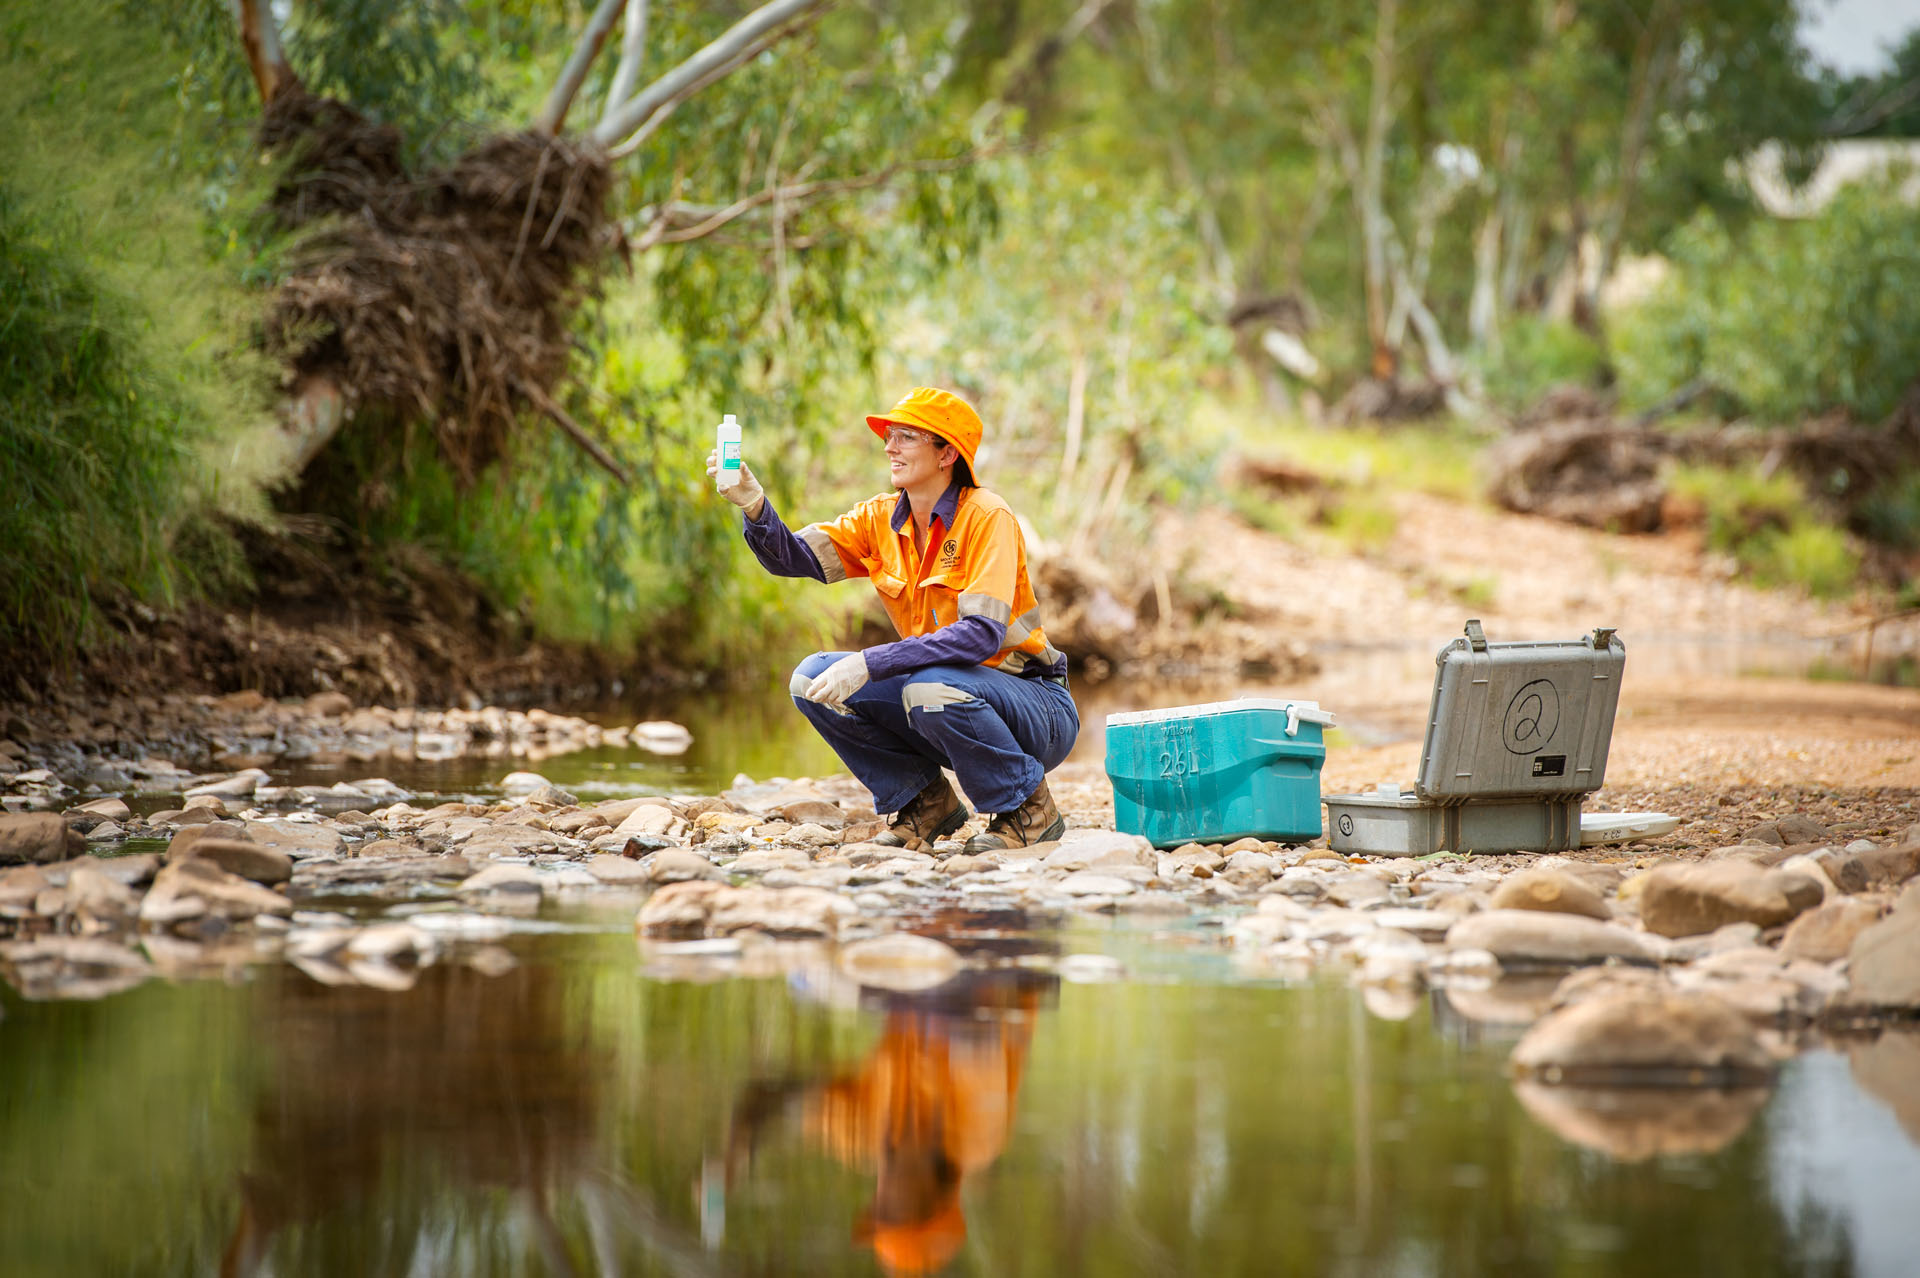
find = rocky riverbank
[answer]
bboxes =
[5,751,1919,1153]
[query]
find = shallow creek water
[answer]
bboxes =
[6,636,1920,1275]
[5,903,1919,1276]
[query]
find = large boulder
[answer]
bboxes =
[1634,861,1823,937]
[0,813,83,866]
[1444,910,1655,968]
[1511,990,1773,1084]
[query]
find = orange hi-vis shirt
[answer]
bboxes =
[795,483,1067,681]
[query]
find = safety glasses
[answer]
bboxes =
[883,424,942,450]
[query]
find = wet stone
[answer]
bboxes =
[1636,862,1823,937]
[1445,909,1655,969]
[583,854,651,885]
[1781,897,1884,963]
[646,849,726,884]
[1489,868,1612,921]
[179,838,293,886]
[0,813,84,865]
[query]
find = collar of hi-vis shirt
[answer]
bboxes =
[888,478,965,537]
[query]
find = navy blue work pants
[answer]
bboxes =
[789,653,1080,815]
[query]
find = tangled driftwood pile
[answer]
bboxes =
[261,92,617,480]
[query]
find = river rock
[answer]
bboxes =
[550,810,611,836]
[455,863,542,896]
[71,797,132,822]
[1324,873,1391,908]
[461,825,562,857]
[184,769,268,801]
[771,799,846,828]
[728,849,814,875]
[582,853,652,885]
[1489,868,1611,921]
[64,863,140,925]
[499,771,551,796]
[1634,861,1823,937]
[1844,883,1920,1008]
[243,820,347,860]
[1781,898,1884,963]
[176,838,293,887]
[838,932,962,991]
[614,804,678,839]
[1042,830,1155,872]
[0,813,83,865]
[636,880,731,934]
[708,886,856,937]
[1511,989,1773,1083]
[1830,843,1920,894]
[140,859,292,925]
[645,849,725,884]
[1058,871,1136,897]
[784,822,840,848]
[1745,814,1833,847]
[1445,909,1654,968]
[166,822,248,859]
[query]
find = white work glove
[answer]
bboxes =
[706,449,766,519]
[805,651,869,714]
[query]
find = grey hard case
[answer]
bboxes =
[1414,619,1625,802]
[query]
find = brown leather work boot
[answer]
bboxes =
[875,774,967,850]
[963,779,1066,852]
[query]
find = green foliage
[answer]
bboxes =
[886,160,1234,556]
[1856,469,1920,552]
[1476,317,1608,411]
[1616,182,1920,422]
[1667,462,1861,597]
[0,1,285,661]
[0,188,193,653]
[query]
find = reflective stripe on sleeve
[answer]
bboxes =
[956,592,1012,624]
[798,525,847,583]
[1003,605,1042,647]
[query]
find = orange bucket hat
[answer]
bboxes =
[867,387,984,481]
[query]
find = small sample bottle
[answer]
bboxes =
[714,413,742,488]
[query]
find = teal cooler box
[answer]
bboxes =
[1105,699,1335,848]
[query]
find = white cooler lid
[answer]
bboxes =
[1106,698,1336,728]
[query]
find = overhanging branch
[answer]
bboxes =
[591,0,831,149]
[534,0,626,136]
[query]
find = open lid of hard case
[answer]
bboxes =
[1414,619,1625,803]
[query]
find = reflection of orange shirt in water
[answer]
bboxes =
[801,994,1037,1276]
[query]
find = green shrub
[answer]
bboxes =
[1666,462,1860,597]
[1616,181,1920,423]
[1745,524,1860,599]
[1477,318,1608,412]
[0,187,202,655]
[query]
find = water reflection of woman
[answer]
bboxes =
[726,968,1057,1276]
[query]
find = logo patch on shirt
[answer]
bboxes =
[941,538,958,566]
